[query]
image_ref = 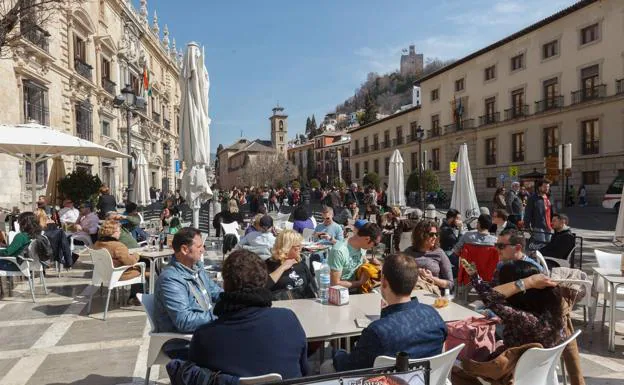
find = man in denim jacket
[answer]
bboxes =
[154,227,222,358]
[332,253,447,371]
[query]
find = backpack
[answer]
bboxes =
[29,234,54,262]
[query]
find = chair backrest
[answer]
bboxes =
[239,374,282,385]
[7,230,16,244]
[458,244,499,284]
[302,228,315,242]
[565,246,577,263]
[90,248,115,286]
[533,251,550,276]
[373,343,465,385]
[221,221,240,236]
[137,293,158,333]
[283,221,294,230]
[311,216,317,228]
[513,330,581,385]
[594,249,621,270]
[552,277,592,307]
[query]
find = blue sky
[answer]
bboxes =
[143,0,576,152]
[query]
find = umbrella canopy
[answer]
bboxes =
[614,188,624,245]
[134,151,150,207]
[450,143,480,220]
[519,168,545,180]
[45,157,66,207]
[387,149,405,207]
[0,123,129,207]
[179,42,213,228]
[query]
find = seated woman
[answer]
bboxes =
[213,199,244,237]
[0,212,41,271]
[402,220,453,295]
[292,206,314,234]
[379,207,401,253]
[266,230,317,300]
[236,215,276,261]
[35,209,73,268]
[189,249,309,379]
[93,220,145,305]
[122,202,147,242]
[463,260,584,385]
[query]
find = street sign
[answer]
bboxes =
[175,160,181,173]
[449,161,458,181]
[509,166,518,177]
[499,173,506,182]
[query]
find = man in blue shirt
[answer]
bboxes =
[314,206,344,244]
[332,253,447,371]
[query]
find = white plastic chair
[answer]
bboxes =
[593,249,624,329]
[221,222,240,242]
[374,343,465,385]
[87,248,146,320]
[311,216,317,228]
[0,244,48,303]
[7,230,16,244]
[302,228,314,242]
[283,221,294,230]
[533,251,550,276]
[543,246,577,269]
[239,374,282,385]
[137,293,192,385]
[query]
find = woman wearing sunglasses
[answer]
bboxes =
[266,230,317,300]
[403,220,453,294]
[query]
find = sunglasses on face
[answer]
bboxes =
[495,242,515,250]
[427,232,439,238]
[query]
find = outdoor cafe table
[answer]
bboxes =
[129,247,174,294]
[273,290,482,344]
[592,267,624,352]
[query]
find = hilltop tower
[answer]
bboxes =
[269,105,288,157]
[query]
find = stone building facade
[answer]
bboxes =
[417,0,624,205]
[0,0,183,209]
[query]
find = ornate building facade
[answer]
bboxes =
[0,0,183,209]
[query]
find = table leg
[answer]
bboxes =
[609,283,616,352]
[149,259,156,294]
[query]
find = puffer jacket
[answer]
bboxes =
[154,257,223,333]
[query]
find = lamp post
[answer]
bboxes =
[416,125,425,210]
[163,144,170,195]
[114,84,137,203]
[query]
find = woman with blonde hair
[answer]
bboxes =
[266,229,317,300]
[93,219,145,305]
[213,198,244,237]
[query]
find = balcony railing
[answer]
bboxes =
[444,119,474,134]
[353,147,360,155]
[22,24,49,52]
[101,78,116,95]
[535,96,564,113]
[581,140,599,155]
[544,146,559,157]
[571,84,606,104]
[383,140,390,149]
[396,136,404,145]
[479,112,500,126]
[504,105,529,120]
[152,111,161,124]
[77,128,93,141]
[164,118,171,129]
[617,79,624,95]
[372,143,379,151]
[428,128,440,138]
[74,58,93,80]
[363,145,369,153]
[512,151,525,162]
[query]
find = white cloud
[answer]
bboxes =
[354,46,374,57]
[494,1,525,14]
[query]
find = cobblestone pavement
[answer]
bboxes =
[0,206,622,384]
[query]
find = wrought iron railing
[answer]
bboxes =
[504,105,529,120]
[152,111,161,124]
[535,96,564,113]
[581,140,599,155]
[23,24,49,52]
[101,78,116,95]
[616,79,623,95]
[74,57,93,80]
[479,112,500,126]
[571,84,606,104]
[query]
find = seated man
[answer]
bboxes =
[106,211,139,249]
[328,222,381,290]
[535,213,575,264]
[490,209,516,236]
[236,215,275,260]
[452,214,497,256]
[73,203,99,245]
[58,199,79,225]
[122,202,147,242]
[154,227,222,358]
[495,229,543,274]
[332,253,447,371]
[440,209,463,254]
[314,206,344,245]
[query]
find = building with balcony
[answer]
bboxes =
[0,0,184,208]
[287,141,314,184]
[416,0,624,204]
[348,106,422,186]
[313,133,351,185]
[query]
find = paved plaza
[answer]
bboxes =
[0,206,623,385]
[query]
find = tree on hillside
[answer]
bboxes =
[0,0,76,57]
[305,117,311,136]
[360,93,377,125]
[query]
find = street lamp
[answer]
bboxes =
[113,84,140,203]
[163,144,170,194]
[415,125,425,210]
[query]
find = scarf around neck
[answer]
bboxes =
[213,287,273,317]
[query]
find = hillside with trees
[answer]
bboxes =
[335,58,456,118]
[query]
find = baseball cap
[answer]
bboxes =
[354,219,368,229]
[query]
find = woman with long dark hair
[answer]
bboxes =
[0,212,42,271]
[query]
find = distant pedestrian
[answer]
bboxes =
[524,179,554,243]
[506,182,523,225]
[578,185,587,207]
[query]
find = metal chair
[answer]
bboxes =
[542,246,577,269]
[374,343,465,385]
[137,293,192,385]
[87,248,146,320]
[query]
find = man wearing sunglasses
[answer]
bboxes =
[328,222,382,289]
[495,229,543,274]
[313,207,344,245]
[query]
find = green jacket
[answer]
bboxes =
[0,232,31,256]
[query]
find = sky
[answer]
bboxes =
[141,0,577,152]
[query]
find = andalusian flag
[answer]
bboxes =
[142,64,151,98]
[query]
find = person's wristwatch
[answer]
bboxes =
[514,279,526,294]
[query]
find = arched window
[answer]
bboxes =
[279,121,284,131]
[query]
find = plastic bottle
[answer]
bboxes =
[319,257,331,305]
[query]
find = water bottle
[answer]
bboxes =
[319,257,331,305]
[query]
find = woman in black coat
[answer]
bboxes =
[96,185,117,219]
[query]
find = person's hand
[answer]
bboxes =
[460,258,477,276]
[455,219,463,229]
[418,268,433,280]
[74,225,82,231]
[369,256,381,266]
[281,258,297,270]
[525,274,557,290]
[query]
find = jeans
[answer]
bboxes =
[531,229,552,243]
[0,259,20,271]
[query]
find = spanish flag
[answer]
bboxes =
[142,64,151,97]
